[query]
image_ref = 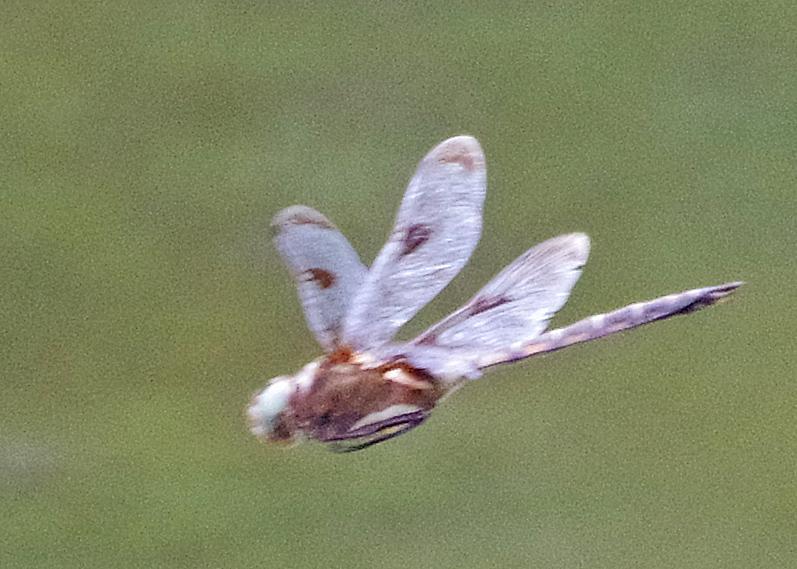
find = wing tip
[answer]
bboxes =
[271,205,336,231]
[566,232,591,262]
[429,135,485,172]
[546,232,590,264]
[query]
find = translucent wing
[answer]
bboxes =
[341,136,487,351]
[476,281,743,369]
[272,205,367,351]
[413,233,590,352]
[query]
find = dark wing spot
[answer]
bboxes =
[470,295,510,315]
[400,224,433,256]
[306,268,337,289]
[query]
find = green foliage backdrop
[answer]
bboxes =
[2,2,794,568]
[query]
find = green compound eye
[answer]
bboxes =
[247,377,293,439]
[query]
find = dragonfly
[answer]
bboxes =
[247,136,741,452]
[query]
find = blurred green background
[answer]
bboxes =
[2,2,794,568]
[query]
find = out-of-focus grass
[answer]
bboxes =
[2,2,794,568]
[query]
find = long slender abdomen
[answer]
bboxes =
[478,281,743,369]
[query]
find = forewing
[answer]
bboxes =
[272,205,367,351]
[341,136,487,351]
[476,281,743,369]
[413,233,590,352]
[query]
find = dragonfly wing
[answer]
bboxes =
[341,136,487,351]
[272,205,367,351]
[413,233,590,353]
[369,343,483,384]
[476,281,743,369]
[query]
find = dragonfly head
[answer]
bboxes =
[247,361,320,444]
[247,376,295,442]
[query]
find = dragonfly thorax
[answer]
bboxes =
[248,352,447,450]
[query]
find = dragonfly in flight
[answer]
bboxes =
[248,136,741,452]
